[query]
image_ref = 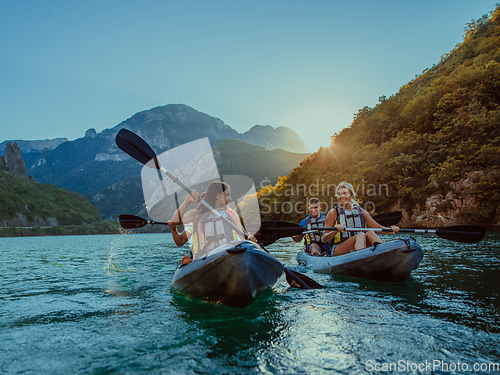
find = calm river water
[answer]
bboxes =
[1,232,499,374]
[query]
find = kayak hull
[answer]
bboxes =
[296,238,424,283]
[171,240,284,308]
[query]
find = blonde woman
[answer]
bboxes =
[322,182,399,256]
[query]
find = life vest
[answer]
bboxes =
[191,208,239,259]
[304,214,326,245]
[332,204,366,244]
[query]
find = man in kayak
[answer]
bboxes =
[292,198,331,256]
[322,181,399,256]
[169,181,256,264]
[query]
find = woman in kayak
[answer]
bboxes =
[322,181,399,256]
[170,181,255,264]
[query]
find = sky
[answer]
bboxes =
[0,0,497,152]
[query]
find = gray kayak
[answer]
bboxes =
[296,238,424,282]
[171,240,284,308]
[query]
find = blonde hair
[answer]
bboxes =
[335,181,357,204]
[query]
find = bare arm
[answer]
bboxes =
[168,222,190,247]
[322,209,343,243]
[170,191,199,224]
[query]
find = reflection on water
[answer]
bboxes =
[172,290,284,362]
[0,232,499,374]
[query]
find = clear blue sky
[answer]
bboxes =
[0,0,497,151]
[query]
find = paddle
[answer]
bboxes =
[322,225,487,244]
[119,214,169,229]
[115,129,244,238]
[372,211,403,227]
[258,221,487,244]
[255,211,402,246]
[118,214,322,289]
[115,129,322,289]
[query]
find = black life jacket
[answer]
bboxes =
[331,204,366,244]
[304,214,326,245]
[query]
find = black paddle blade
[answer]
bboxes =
[284,268,323,289]
[119,214,148,229]
[372,211,403,227]
[436,225,487,244]
[115,129,160,169]
[255,221,305,246]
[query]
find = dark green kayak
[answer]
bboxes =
[171,240,284,308]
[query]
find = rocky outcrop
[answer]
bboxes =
[3,142,30,179]
[0,214,58,228]
[95,153,129,161]
[393,171,499,228]
[0,138,68,154]
[85,128,97,138]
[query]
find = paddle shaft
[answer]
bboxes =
[155,164,246,239]
[117,129,247,239]
[303,227,484,236]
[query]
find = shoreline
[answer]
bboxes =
[0,221,125,237]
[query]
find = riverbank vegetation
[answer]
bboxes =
[257,6,500,227]
[0,221,123,237]
[0,169,123,236]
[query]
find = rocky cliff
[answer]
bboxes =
[0,138,68,154]
[2,142,34,180]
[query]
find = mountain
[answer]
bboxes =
[0,138,68,155]
[256,6,500,228]
[87,139,309,220]
[1,104,309,219]
[241,125,306,151]
[17,104,307,197]
[0,144,122,235]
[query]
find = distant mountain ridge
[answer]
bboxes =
[5,104,309,219]
[87,138,309,220]
[0,138,68,155]
[93,104,307,160]
[20,104,307,192]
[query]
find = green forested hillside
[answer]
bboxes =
[0,169,102,226]
[214,139,309,186]
[257,6,500,226]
